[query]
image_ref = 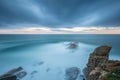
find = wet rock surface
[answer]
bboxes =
[65,67,80,80]
[0,67,27,80]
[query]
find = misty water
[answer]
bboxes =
[0,34,120,80]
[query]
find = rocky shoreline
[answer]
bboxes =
[85,45,120,80]
[0,45,120,80]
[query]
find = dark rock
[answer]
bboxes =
[0,67,27,80]
[0,75,16,80]
[65,67,80,80]
[68,42,78,49]
[16,71,27,79]
[0,67,22,78]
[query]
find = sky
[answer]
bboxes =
[0,0,120,34]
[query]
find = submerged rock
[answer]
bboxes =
[33,61,44,66]
[30,70,38,75]
[16,71,27,79]
[67,42,78,49]
[0,67,27,80]
[65,67,80,80]
[38,61,44,65]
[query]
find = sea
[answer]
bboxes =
[0,34,120,80]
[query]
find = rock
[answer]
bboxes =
[0,75,16,80]
[85,45,120,80]
[107,60,120,71]
[89,67,102,76]
[38,61,44,65]
[93,45,112,56]
[68,42,78,49]
[7,67,23,74]
[0,67,27,80]
[89,72,101,80]
[99,71,109,78]
[0,67,23,78]
[65,67,80,80]
[86,45,111,80]
[16,71,27,79]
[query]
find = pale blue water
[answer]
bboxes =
[0,34,120,80]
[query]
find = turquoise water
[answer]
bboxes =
[0,34,120,80]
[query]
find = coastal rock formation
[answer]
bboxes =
[0,67,27,80]
[86,45,120,80]
[65,67,80,80]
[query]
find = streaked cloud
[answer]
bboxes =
[0,27,120,34]
[0,0,120,34]
[0,0,120,28]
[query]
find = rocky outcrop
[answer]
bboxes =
[86,45,120,80]
[65,67,80,80]
[0,67,27,80]
[92,45,112,56]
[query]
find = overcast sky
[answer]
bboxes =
[0,0,120,34]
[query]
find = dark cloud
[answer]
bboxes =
[0,0,120,28]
